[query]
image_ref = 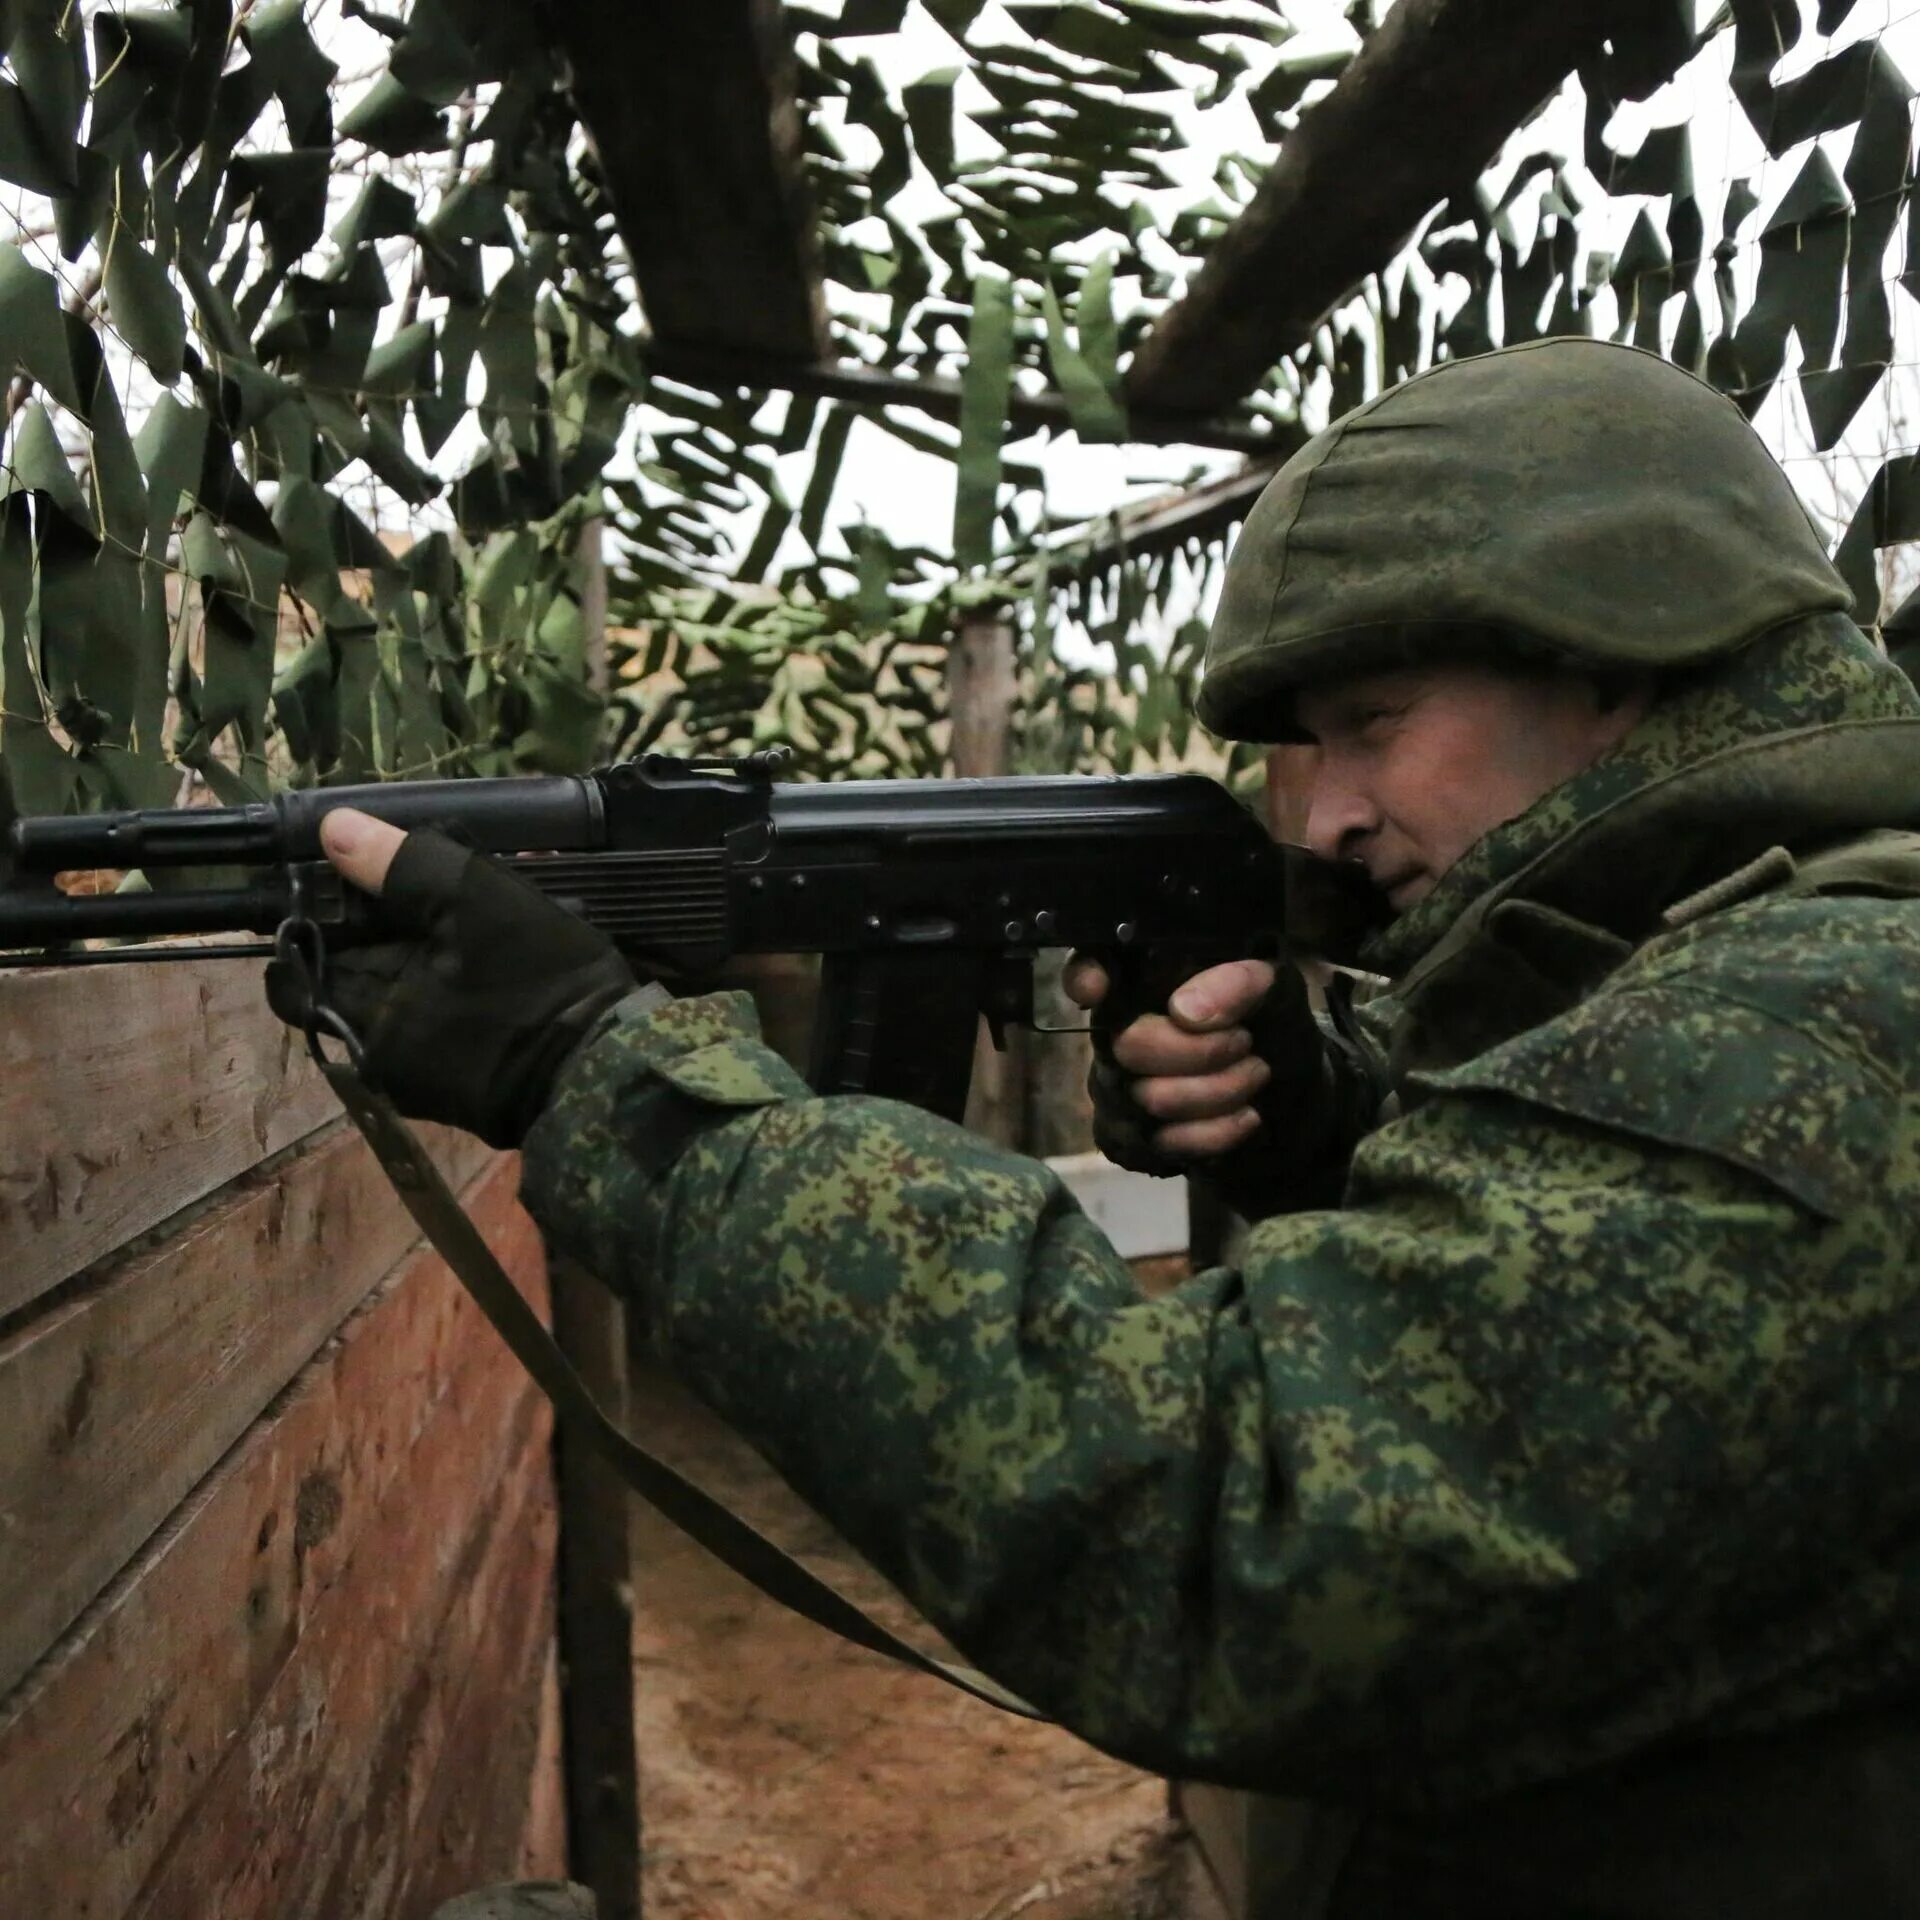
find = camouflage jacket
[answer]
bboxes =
[521,615,1920,1901]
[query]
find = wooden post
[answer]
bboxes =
[947,601,1017,782]
[554,0,828,365]
[949,604,1029,1151]
[549,1263,642,1920]
[548,515,645,1920]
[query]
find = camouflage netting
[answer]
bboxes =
[1,0,1917,812]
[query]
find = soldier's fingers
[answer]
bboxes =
[1061,954,1110,1008]
[1112,1013,1252,1077]
[1133,1054,1272,1121]
[1166,958,1277,1033]
[319,808,408,896]
[1154,1107,1263,1160]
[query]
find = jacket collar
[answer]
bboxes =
[1354,615,1920,1076]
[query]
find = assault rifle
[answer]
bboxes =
[0,753,1380,1121]
[2,752,1384,1710]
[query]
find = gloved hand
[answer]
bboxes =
[266,808,639,1148]
[1062,954,1324,1176]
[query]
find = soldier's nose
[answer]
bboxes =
[1303,779,1379,864]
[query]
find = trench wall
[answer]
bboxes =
[0,959,569,1917]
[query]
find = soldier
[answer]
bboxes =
[278,338,1920,1916]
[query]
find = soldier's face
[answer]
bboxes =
[1293,664,1649,911]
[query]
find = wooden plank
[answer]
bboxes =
[947,605,1017,783]
[385,1460,567,1919]
[949,607,1029,1152]
[128,1375,560,1920]
[126,1397,556,1920]
[1030,460,1285,585]
[1123,0,1694,416]
[548,453,641,1920]
[647,341,1286,454]
[0,1118,492,1699]
[556,0,826,363]
[0,959,336,1320]
[0,1157,562,1918]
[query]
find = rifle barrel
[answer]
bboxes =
[0,879,293,943]
[9,774,604,873]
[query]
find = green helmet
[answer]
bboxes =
[1194,337,1854,741]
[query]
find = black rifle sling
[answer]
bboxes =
[320,1059,1042,1722]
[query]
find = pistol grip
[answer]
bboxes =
[1090,938,1279,1057]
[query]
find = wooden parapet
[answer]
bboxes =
[555,0,826,364]
[550,1262,643,1920]
[0,1115,491,1699]
[0,960,336,1321]
[1124,0,1690,417]
[0,961,570,1916]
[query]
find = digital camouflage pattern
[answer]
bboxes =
[521,618,1920,1761]
[518,342,1920,1912]
[1193,338,1854,740]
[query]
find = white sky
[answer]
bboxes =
[806,0,1920,562]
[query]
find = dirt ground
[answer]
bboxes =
[625,1364,1230,1920]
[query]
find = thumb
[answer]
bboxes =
[318,808,408,896]
[1167,958,1276,1032]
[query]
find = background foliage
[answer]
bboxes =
[2,0,1919,825]
[0,0,637,821]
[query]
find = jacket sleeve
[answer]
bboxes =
[519,985,1889,1806]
